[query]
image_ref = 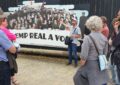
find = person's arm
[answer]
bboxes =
[80,36,90,66]
[104,41,108,56]
[71,34,81,38]
[3,28,16,41]
[108,38,112,46]
[8,46,16,54]
[0,31,16,54]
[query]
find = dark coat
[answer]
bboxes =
[112,30,120,47]
[79,16,87,38]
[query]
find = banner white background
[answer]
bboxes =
[8,4,89,48]
[12,29,70,48]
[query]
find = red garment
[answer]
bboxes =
[1,27,16,41]
[101,25,109,38]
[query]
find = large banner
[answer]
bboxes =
[7,2,89,48]
[12,29,69,48]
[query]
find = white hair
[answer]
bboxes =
[85,16,103,31]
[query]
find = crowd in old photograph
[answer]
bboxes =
[7,4,79,30]
[1,1,120,84]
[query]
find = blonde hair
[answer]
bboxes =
[85,16,103,31]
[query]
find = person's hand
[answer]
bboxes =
[113,21,120,34]
[80,59,86,66]
[71,34,76,38]
[108,38,112,46]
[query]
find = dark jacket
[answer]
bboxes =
[111,27,120,65]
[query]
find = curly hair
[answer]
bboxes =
[85,16,103,31]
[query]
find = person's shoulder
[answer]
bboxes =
[100,33,108,41]
[83,35,90,41]
[0,30,7,37]
[0,30,4,34]
[76,26,80,29]
[76,27,81,32]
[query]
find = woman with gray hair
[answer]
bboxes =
[73,16,110,85]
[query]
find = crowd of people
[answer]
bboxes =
[66,8,120,85]
[0,3,120,85]
[7,4,79,30]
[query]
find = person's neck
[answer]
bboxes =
[73,25,77,28]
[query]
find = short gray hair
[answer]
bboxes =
[85,16,103,31]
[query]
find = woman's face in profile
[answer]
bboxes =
[113,21,120,29]
[1,18,8,27]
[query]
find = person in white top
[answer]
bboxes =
[67,18,81,67]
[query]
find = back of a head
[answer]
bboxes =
[101,16,107,24]
[82,12,85,16]
[85,15,103,31]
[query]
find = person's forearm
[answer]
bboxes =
[74,34,81,38]
[8,46,16,54]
